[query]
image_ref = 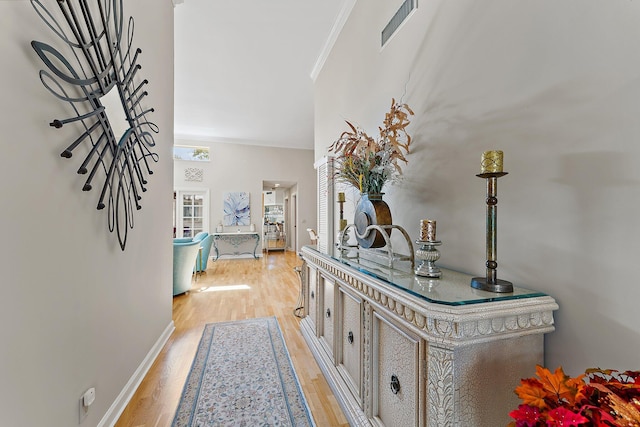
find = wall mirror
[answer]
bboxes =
[30,0,159,250]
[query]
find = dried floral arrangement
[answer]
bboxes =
[508,365,640,427]
[328,98,414,195]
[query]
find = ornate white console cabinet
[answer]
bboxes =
[299,246,558,427]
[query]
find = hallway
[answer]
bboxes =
[115,251,348,426]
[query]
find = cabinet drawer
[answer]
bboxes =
[372,311,423,427]
[319,274,335,361]
[338,287,363,405]
[306,265,318,334]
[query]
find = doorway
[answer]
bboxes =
[262,181,298,252]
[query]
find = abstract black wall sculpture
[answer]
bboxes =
[31,0,159,250]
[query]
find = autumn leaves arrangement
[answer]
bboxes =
[509,365,640,426]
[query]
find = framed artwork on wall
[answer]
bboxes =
[223,192,250,226]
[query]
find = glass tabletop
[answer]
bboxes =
[309,246,547,306]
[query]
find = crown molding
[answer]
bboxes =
[310,0,357,82]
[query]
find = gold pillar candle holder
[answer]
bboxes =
[471,151,513,293]
[481,150,504,174]
[419,219,436,242]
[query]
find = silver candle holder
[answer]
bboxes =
[470,163,513,293]
[414,239,442,278]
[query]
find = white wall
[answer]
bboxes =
[315,0,640,375]
[174,140,317,251]
[0,1,174,426]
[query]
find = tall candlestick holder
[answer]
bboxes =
[337,193,349,250]
[470,171,513,293]
[415,240,442,278]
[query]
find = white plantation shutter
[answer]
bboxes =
[315,156,334,254]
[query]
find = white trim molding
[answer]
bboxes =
[310,0,357,82]
[98,321,175,427]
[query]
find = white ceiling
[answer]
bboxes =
[173,0,347,150]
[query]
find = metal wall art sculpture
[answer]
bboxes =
[31,0,159,250]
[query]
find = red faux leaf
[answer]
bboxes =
[578,404,618,425]
[546,407,589,426]
[509,404,541,426]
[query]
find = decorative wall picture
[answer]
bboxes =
[224,192,250,226]
[184,167,204,182]
[30,0,158,251]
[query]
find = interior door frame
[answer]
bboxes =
[175,187,210,238]
[291,192,298,252]
[284,195,290,250]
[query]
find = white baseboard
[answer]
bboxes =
[98,320,175,427]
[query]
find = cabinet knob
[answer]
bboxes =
[347,331,354,344]
[390,375,401,395]
[326,308,331,318]
[310,291,314,299]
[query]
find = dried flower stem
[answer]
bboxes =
[329,99,414,194]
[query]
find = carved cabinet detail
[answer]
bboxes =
[337,287,363,406]
[299,246,558,427]
[306,264,318,334]
[319,274,335,362]
[371,310,424,426]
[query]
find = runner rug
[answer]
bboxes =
[171,317,315,427]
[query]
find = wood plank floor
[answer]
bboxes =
[115,250,349,427]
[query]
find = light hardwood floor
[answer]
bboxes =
[115,250,349,427]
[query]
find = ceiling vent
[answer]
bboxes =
[381,0,417,47]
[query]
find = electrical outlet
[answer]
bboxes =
[79,387,95,423]
[82,388,96,407]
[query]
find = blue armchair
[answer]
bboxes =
[173,231,208,244]
[192,231,208,242]
[195,234,213,272]
[173,240,201,296]
[172,237,192,244]
[172,232,213,273]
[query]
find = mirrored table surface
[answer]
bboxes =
[310,246,548,306]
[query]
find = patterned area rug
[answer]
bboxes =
[171,317,315,427]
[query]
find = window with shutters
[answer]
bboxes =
[315,157,334,253]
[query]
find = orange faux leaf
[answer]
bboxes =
[574,381,591,405]
[515,378,548,409]
[564,375,587,406]
[536,365,582,404]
